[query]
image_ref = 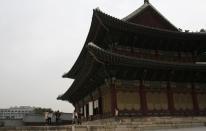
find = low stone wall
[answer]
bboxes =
[0,119,23,127]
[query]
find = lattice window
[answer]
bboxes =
[174,93,193,110]
[102,89,111,113]
[117,91,140,111]
[197,94,206,110]
[147,92,168,110]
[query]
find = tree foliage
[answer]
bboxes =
[34,107,53,114]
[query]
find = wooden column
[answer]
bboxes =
[167,82,175,114]
[139,80,147,115]
[90,94,95,117]
[97,88,103,116]
[110,78,117,116]
[191,83,199,115]
[82,100,85,118]
[79,100,84,120]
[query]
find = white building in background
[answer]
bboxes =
[0,106,34,119]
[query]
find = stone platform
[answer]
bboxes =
[1,117,206,131]
[83,116,206,126]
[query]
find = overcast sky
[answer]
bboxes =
[0,0,205,113]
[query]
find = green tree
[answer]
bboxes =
[34,107,53,115]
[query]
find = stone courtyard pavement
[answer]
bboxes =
[1,125,206,131]
[155,127,206,131]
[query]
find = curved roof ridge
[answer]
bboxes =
[87,42,206,69]
[94,9,177,33]
[94,9,206,37]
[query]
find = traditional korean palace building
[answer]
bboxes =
[58,0,206,121]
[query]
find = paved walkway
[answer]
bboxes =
[155,127,206,131]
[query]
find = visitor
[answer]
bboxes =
[55,110,61,124]
[115,108,119,121]
[47,111,53,125]
[115,108,119,116]
[77,112,82,125]
[73,111,78,124]
[75,111,81,125]
[44,112,49,125]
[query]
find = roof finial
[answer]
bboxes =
[95,7,101,11]
[144,0,149,4]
